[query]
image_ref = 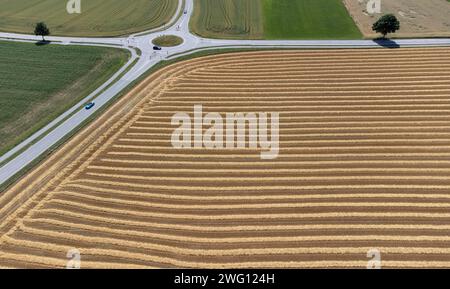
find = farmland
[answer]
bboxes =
[190,0,264,39]
[0,0,178,37]
[1,48,450,268]
[263,0,362,39]
[0,41,129,156]
[190,0,361,39]
[344,0,450,38]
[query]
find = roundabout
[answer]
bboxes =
[152,35,184,47]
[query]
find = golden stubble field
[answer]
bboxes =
[344,0,450,38]
[1,48,450,268]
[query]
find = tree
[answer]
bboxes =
[372,14,400,38]
[34,22,50,41]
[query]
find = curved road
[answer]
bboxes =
[1,0,450,186]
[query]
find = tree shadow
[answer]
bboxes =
[373,38,400,49]
[35,40,51,46]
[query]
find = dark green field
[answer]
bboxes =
[263,0,362,39]
[0,41,129,156]
[190,0,362,39]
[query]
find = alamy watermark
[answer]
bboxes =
[66,0,81,14]
[367,248,382,269]
[366,0,381,15]
[66,248,81,269]
[171,105,280,160]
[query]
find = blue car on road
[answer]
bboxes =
[85,102,95,110]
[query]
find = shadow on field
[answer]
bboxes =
[373,38,400,49]
[35,40,51,46]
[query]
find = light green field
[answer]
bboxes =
[190,0,362,39]
[0,0,178,37]
[263,0,362,39]
[0,41,129,155]
[190,0,264,39]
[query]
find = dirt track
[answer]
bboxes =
[344,0,450,38]
[1,49,450,268]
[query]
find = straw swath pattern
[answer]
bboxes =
[1,49,450,268]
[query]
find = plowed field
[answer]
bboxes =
[1,48,450,268]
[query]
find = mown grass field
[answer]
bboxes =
[0,41,129,156]
[190,0,264,39]
[1,48,450,268]
[190,0,361,39]
[0,0,178,36]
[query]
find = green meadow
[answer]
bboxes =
[0,41,129,155]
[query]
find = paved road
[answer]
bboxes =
[0,42,137,165]
[1,0,450,186]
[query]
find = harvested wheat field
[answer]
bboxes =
[344,0,450,38]
[1,48,450,268]
[0,0,179,37]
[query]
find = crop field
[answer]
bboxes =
[263,0,362,39]
[0,41,129,157]
[344,0,450,38]
[190,0,264,39]
[190,0,361,39]
[1,48,450,268]
[0,0,178,37]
